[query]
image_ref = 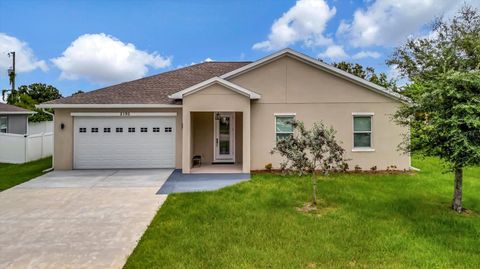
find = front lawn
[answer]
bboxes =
[0,157,52,191]
[125,157,480,269]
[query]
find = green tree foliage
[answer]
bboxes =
[71,90,85,96]
[272,120,347,206]
[388,6,480,212]
[331,61,398,91]
[7,83,62,122]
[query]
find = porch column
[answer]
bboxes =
[182,109,191,173]
[242,107,251,173]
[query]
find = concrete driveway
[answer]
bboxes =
[0,169,172,269]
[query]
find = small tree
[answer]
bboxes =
[272,120,347,206]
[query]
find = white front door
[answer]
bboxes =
[214,112,235,162]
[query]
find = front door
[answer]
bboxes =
[214,112,235,162]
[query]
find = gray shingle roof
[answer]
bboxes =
[0,103,33,114]
[43,62,251,105]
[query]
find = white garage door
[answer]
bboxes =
[74,116,176,169]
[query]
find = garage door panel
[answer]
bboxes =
[74,116,176,169]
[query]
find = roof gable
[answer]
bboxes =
[221,48,409,104]
[169,77,260,99]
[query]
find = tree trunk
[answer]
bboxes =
[452,167,463,213]
[311,171,317,206]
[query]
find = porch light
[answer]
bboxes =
[215,112,221,120]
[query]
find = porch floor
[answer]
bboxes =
[191,164,243,174]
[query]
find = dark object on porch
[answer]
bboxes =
[192,155,202,167]
[157,169,250,194]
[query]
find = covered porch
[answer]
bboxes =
[178,78,255,174]
[184,110,249,173]
[189,111,244,173]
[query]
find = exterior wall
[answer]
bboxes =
[191,111,243,165]
[0,114,28,134]
[230,55,410,171]
[235,112,243,164]
[192,112,214,163]
[52,108,182,170]
[182,84,250,173]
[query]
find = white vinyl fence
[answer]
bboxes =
[28,121,53,134]
[0,132,53,163]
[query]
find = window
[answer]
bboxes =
[104,128,111,133]
[153,127,160,133]
[116,127,123,133]
[91,128,99,133]
[353,115,372,148]
[165,127,172,133]
[0,116,7,133]
[128,127,135,133]
[79,127,87,133]
[141,127,148,133]
[275,115,294,141]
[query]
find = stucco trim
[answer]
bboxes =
[169,77,261,99]
[70,112,177,117]
[352,113,375,152]
[220,48,410,104]
[352,112,375,116]
[36,104,182,109]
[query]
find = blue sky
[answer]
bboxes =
[0,0,476,97]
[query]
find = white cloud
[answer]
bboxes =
[337,0,459,47]
[0,33,48,74]
[318,44,348,60]
[252,0,336,51]
[352,50,381,59]
[203,57,214,62]
[52,33,171,84]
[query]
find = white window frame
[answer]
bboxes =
[352,112,374,152]
[274,113,296,141]
[0,116,7,133]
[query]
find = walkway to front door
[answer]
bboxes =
[157,169,250,194]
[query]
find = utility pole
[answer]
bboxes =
[3,51,15,101]
[8,51,15,92]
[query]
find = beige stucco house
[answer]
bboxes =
[39,49,410,173]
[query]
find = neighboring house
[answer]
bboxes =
[38,49,410,173]
[0,103,52,164]
[0,103,34,134]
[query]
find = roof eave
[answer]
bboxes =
[0,111,35,115]
[36,104,183,109]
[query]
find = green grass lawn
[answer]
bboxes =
[125,156,480,269]
[0,157,52,191]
